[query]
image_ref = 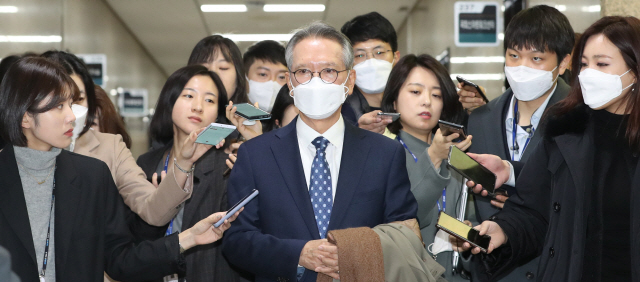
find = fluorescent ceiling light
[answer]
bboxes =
[220,33,293,42]
[0,35,62,43]
[450,56,505,64]
[0,6,17,13]
[201,5,247,12]
[582,5,601,12]
[555,5,567,12]
[450,73,504,81]
[263,4,325,12]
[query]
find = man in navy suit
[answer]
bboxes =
[222,22,418,282]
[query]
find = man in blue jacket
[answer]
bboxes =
[222,22,418,282]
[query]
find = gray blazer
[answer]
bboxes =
[463,79,570,282]
[398,130,476,282]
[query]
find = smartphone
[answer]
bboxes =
[436,211,490,253]
[213,189,259,228]
[438,120,467,142]
[377,112,400,122]
[447,146,499,196]
[234,103,271,120]
[456,76,489,103]
[195,123,237,145]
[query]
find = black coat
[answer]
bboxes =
[0,146,183,282]
[136,144,249,282]
[484,106,640,281]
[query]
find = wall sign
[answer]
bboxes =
[118,88,148,117]
[454,2,500,47]
[76,54,107,87]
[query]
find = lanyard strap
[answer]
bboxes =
[163,150,175,236]
[396,136,418,163]
[40,167,56,279]
[511,100,535,161]
[436,188,446,212]
[396,137,447,213]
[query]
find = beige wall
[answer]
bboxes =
[396,0,602,100]
[0,0,167,157]
[602,0,640,17]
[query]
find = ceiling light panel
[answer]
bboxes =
[0,35,62,43]
[0,6,17,13]
[263,4,325,12]
[201,5,247,12]
[220,34,293,42]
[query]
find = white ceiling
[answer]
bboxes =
[106,0,417,75]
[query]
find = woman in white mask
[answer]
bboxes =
[380,54,474,282]
[40,51,222,230]
[455,16,640,282]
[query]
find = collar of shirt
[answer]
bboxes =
[296,115,345,201]
[505,84,556,131]
[296,115,345,153]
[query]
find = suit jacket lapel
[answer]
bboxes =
[522,79,570,162]
[0,146,38,265]
[483,91,512,160]
[328,122,370,230]
[271,118,320,239]
[554,120,594,211]
[185,149,221,225]
[53,151,80,276]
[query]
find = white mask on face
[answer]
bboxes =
[428,229,454,256]
[353,58,393,94]
[289,73,350,120]
[505,65,558,101]
[579,68,633,109]
[68,104,88,151]
[247,79,281,112]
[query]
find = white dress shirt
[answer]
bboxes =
[505,86,555,161]
[296,115,345,201]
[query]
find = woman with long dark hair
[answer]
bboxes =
[458,16,640,281]
[380,54,472,281]
[137,65,246,281]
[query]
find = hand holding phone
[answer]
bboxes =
[214,189,259,227]
[438,120,467,142]
[436,212,491,253]
[377,112,400,122]
[456,76,489,103]
[448,146,501,197]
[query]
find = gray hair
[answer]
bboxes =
[285,21,354,70]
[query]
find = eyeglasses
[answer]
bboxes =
[354,48,392,64]
[290,68,349,85]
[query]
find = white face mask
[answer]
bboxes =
[68,104,88,151]
[505,65,558,101]
[289,73,350,120]
[427,229,454,256]
[248,79,281,112]
[579,68,633,109]
[353,58,393,94]
[71,104,88,140]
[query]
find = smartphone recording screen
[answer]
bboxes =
[448,146,496,193]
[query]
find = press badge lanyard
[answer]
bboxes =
[397,136,446,212]
[164,150,175,236]
[510,100,535,162]
[40,167,56,282]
